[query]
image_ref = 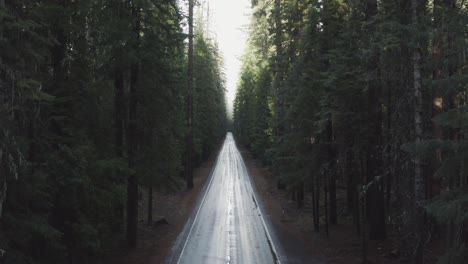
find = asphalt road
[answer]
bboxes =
[168,133,282,264]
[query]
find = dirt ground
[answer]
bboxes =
[240,148,384,263]
[97,144,441,264]
[240,147,441,264]
[98,149,219,264]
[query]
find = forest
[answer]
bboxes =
[233,0,467,263]
[0,0,226,263]
[1,0,467,263]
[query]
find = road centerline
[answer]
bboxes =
[173,133,281,264]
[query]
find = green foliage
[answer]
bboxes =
[0,0,228,262]
[436,244,468,264]
[233,7,273,163]
[426,188,468,264]
[192,31,227,164]
[235,0,468,261]
[426,188,468,226]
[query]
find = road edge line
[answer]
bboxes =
[234,143,283,264]
[172,138,225,264]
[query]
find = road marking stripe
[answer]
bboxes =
[176,141,226,264]
[234,145,282,264]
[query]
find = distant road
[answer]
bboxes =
[168,132,282,264]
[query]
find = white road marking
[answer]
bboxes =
[175,133,281,264]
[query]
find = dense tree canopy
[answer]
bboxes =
[0,1,226,263]
[1,0,467,262]
[234,0,467,263]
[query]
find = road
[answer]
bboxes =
[168,133,282,264]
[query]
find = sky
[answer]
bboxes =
[203,0,251,118]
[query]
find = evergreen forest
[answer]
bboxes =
[1,0,225,263]
[0,0,467,263]
[234,0,467,263]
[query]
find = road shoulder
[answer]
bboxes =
[238,147,325,264]
[97,146,220,264]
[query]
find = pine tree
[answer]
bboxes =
[0,0,226,261]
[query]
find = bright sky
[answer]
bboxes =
[204,0,251,118]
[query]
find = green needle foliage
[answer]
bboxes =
[192,29,227,164]
[235,0,468,262]
[0,0,226,263]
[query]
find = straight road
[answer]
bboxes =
[168,133,282,264]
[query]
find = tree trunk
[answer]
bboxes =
[365,0,386,241]
[354,184,361,236]
[113,63,125,233]
[329,176,337,225]
[428,0,447,200]
[347,160,353,212]
[324,173,329,237]
[126,173,138,247]
[0,1,3,41]
[0,149,5,219]
[411,0,425,262]
[147,187,153,226]
[0,182,5,219]
[361,190,367,264]
[114,68,124,158]
[385,83,392,210]
[297,183,304,209]
[326,119,337,225]
[126,5,140,247]
[0,3,4,220]
[346,150,361,234]
[445,0,460,254]
[273,0,284,138]
[312,175,320,233]
[186,0,194,189]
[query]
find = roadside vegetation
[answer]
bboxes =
[0,1,225,263]
[234,0,468,263]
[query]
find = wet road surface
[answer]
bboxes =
[168,133,282,264]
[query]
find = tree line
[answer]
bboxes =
[0,1,226,263]
[234,0,467,263]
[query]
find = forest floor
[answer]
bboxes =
[98,143,442,264]
[98,148,219,264]
[240,147,442,264]
[241,148,390,263]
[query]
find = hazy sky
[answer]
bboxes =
[205,0,251,117]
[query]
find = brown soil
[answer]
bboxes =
[239,147,441,264]
[97,149,219,264]
[95,143,442,264]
